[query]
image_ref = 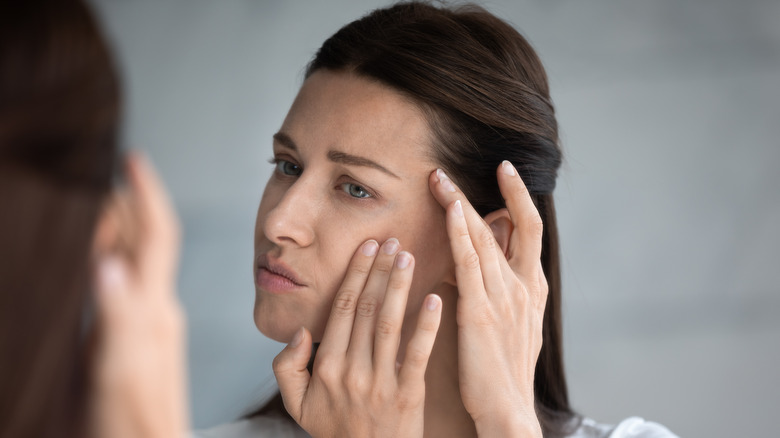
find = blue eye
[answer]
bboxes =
[274,159,301,176]
[341,183,371,198]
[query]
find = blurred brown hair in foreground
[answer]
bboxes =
[0,0,121,436]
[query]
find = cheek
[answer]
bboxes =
[414,229,451,282]
[398,207,453,306]
[304,214,379,337]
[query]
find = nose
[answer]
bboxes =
[262,178,317,248]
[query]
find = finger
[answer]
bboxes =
[398,294,441,387]
[443,199,485,303]
[496,160,543,279]
[95,190,138,261]
[273,327,313,423]
[124,153,180,286]
[429,169,505,299]
[347,238,401,362]
[318,240,378,358]
[372,251,414,378]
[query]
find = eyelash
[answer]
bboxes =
[340,182,371,199]
[269,157,301,177]
[268,157,375,200]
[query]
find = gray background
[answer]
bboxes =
[90,1,780,436]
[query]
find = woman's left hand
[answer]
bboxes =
[429,161,546,437]
[90,154,187,438]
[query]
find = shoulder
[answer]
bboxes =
[192,415,310,438]
[568,416,678,438]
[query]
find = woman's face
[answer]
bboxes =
[253,70,453,343]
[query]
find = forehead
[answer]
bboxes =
[280,70,436,175]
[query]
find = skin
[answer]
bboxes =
[258,70,547,438]
[90,154,187,438]
[85,71,545,438]
[253,70,452,347]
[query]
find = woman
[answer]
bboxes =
[197,2,676,438]
[0,1,186,437]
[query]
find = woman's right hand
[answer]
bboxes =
[273,239,442,438]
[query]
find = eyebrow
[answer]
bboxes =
[273,132,400,179]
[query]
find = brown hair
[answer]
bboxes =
[256,2,575,435]
[0,0,121,437]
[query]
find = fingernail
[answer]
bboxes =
[290,327,304,348]
[501,160,516,176]
[453,200,463,217]
[382,238,400,255]
[395,251,411,269]
[97,256,127,293]
[441,178,456,193]
[437,169,456,192]
[362,240,378,256]
[426,295,441,311]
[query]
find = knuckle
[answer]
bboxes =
[375,317,397,338]
[332,292,359,316]
[518,183,530,196]
[315,360,339,383]
[537,272,549,295]
[373,260,394,275]
[344,370,369,393]
[460,303,496,327]
[405,345,430,368]
[369,385,393,405]
[349,261,372,276]
[536,278,550,310]
[356,298,379,318]
[417,314,439,333]
[386,274,408,291]
[477,226,497,250]
[456,226,471,240]
[271,354,287,373]
[526,214,544,239]
[459,250,481,271]
[395,391,421,411]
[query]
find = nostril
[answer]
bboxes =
[262,201,315,249]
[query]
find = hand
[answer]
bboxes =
[90,154,187,438]
[429,162,546,437]
[273,239,442,438]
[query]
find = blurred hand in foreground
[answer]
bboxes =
[90,153,187,438]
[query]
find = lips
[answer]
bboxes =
[255,254,305,294]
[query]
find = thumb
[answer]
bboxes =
[272,327,312,422]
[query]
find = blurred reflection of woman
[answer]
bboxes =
[0,1,185,437]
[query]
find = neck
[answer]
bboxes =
[419,284,477,438]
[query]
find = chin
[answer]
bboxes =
[255,318,294,344]
[253,300,324,344]
[254,308,292,343]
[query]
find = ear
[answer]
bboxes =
[483,208,513,258]
[441,208,514,288]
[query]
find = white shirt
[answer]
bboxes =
[193,414,677,438]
